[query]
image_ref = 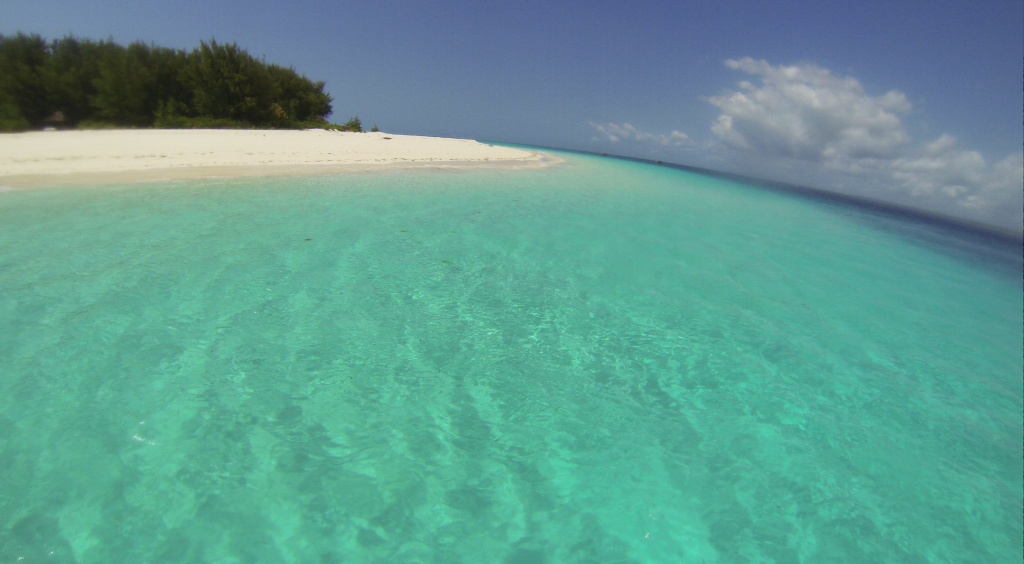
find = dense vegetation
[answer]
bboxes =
[0,34,361,131]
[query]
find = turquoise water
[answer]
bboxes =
[0,152,1020,563]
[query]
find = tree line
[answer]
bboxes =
[0,33,362,131]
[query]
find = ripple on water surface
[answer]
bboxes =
[0,153,1020,563]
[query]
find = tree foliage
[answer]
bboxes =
[0,34,49,128]
[343,116,362,133]
[0,33,339,131]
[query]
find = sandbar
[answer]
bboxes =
[0,129,555,187]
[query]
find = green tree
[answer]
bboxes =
[0,33,339,130]
[0,33,50,127]
[265,63,332,123]
[0,97,29,131]
[181,40,274,124]
[41,36,118,125]
[93,42,188,126]
[343,116,362,132]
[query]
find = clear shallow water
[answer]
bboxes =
[0,152,1020,564]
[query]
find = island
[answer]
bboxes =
[0,34,553,186]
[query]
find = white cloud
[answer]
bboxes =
[706,58,910,163]
[889,134,986,198]
[705,58,1023,230]
[589,122,694,147]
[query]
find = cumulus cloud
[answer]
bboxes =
[889,134,986,198]
[892,144,1024,227]
[589,122,694,147]
[705,58,1022,230]
[706,58,911,163]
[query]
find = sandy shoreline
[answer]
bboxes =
[0,129,555,187]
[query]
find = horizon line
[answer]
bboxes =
[486,141,1023,245]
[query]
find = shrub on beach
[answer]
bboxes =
[0,97,30,131]
[0,33,341,131]
[342,116,362,132]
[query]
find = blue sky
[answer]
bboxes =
[4,0,1022,230]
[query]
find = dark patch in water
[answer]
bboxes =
[357,528,386,547]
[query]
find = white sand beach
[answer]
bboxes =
[0,129,552,187]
